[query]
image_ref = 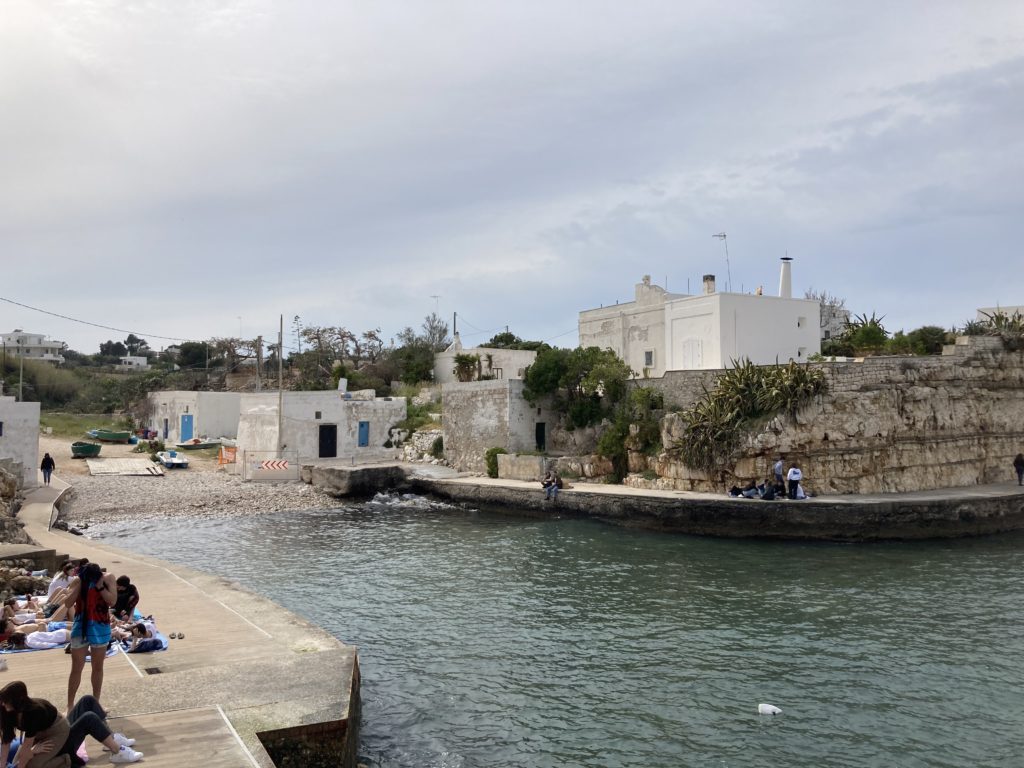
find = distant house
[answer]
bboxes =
[1,330,66,365]
[0,395,40,488]
[118,356,150,370]
[578,260,821,375]
[433,333,537,384]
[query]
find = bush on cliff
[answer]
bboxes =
[667,359,826,473]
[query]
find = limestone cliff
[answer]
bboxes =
[649,336,1024,494]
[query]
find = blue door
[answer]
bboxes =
[358,421,370,447]
[180,414,194,442]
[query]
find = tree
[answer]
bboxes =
[523,346,633,428]
[124,334,148,355]
[176,341,208,369]
[99,340,127,358]
[481,331,548,351]
[452,353,481,382]
[421,312,451,352]
[905,325,948,355]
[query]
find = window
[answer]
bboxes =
[797,317,807,328]
[797,347,806,358]
[315,411,322,419]
[0,422,3,436]
[644,350,654,367]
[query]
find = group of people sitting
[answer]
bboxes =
[0,558,149,765]
[728,459,807,500]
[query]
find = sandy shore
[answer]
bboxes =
[39,434,341,525]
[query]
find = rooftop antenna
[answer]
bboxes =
[430,295,440,315]
[712,233,732,292]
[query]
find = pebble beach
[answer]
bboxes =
[40,434,340,526]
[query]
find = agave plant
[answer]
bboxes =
[666,358,827,471]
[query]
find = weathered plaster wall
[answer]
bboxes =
[442,381,512,473]
[0,397,39,487]
[652,336,1024,494]
[497,454,546,481]
[434,347,537,384]
[443,380,562,472]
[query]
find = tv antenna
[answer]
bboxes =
[712,233,732,292]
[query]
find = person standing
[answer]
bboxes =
[773,457,784,489]
[786,465,803,500]
[63,563,117,714]
[1014,453,1024,486]
[39,454,55,487]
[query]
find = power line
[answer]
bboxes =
[0,295,194,342]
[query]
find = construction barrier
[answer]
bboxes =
[242,450,299,482]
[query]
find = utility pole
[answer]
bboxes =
[255,335,263,392]
[453,311,458,336]
[18,341,24,402]
[277,315,284,458]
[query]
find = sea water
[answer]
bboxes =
[86,493,1024,767]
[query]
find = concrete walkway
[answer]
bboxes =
[11,476,358,767]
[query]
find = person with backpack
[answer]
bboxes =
[63,563,116,714]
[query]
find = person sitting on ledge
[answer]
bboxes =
[541,470,561,501]
[759,478,777,500]
[112,577,140,622]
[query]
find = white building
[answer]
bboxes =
[148,392,242,443]
[236,390,406,463]
[578,259,821,374]
[1,331,65,364]
[433,333,538,384]
[147,388,407,463]
[118,356,150,370]
[0,396,40,487]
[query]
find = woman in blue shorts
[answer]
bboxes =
[63,563,117,714]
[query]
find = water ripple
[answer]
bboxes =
[86,498,1024,768]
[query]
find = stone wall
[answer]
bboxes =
[651,336,1024,494]
[497,454,546,481]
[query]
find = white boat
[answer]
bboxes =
[156,450,189,469]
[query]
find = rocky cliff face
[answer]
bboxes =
[648,337,1024,494]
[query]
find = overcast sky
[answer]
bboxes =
[2,1,1022,355]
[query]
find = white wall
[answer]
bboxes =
[434,347,537,383]
[237,391,406,462]
[148,391,240,443]
[0,396,40,487]
[665,293,820,369]
[578,278,685,378]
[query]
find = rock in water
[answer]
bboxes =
[758,703,782,715]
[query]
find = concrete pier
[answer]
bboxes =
[10,479,360,768]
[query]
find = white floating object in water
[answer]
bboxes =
[758,703,782,716]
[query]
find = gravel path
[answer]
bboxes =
[59,471,342,526]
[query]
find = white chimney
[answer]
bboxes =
[703,274,716,295]
[778,257,792,298]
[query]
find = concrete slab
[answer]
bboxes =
[86,458,165,476]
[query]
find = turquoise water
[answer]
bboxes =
[86,494,1024,767]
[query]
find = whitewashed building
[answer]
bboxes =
[1,331,65,365]
[578,259,821,374]
[433,334,537,384]
[147,392,242,443]
[236,390,406,462]
[0,396,40,487]
[118,356,150,370]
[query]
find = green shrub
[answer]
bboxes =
[668,359,826,473]
[484,447,507,478]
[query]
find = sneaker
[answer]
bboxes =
[109,745,143,763]
[113,733,136,748]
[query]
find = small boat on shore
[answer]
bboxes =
[175,437,221,450]
[87,428,132,443]
[155,450,189,469]
[71,442,102,459]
